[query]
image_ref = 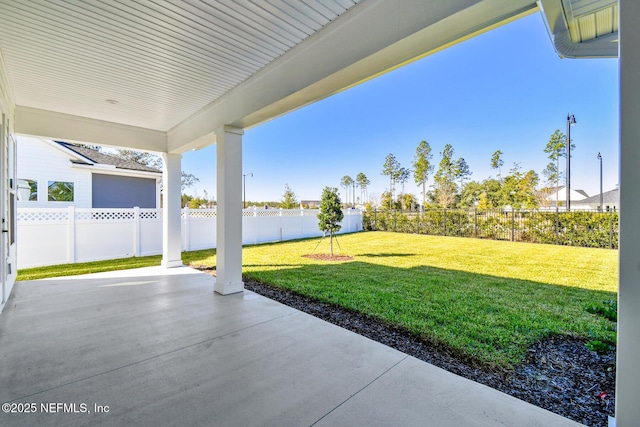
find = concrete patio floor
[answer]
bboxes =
[0,266,580,427]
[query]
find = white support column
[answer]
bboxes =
[616,1,640,425]
[161,153,183,268]
[215,126,244,295]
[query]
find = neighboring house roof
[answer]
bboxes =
[543,186,589,199]
[55,141,161,174]
[574,188,620,205]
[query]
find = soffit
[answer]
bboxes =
[0,0,360,132]
[563,0,618,43]
[540,0,618,57]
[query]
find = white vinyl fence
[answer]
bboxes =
[17,207,363,269]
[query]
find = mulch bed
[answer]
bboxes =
[197,267,616,426]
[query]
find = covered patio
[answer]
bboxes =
[0,266,577,426]
[0,0,638,425]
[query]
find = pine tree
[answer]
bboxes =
[382,153,400,209]
[280,183,298,209]
[413,140,433,208]
[356,172,370,206]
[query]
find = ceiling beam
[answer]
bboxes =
[14,106,167,152]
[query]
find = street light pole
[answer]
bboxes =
[597,152,603,211]
[566,114,577,211]
[243,173,253,209]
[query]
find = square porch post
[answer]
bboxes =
[215,126,244,294]
[161,152,183,268]
[616,0,640,425]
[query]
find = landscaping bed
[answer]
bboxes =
[242,277,616,427]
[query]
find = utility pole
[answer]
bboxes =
[566,114,577,211]
[597,153,603,211]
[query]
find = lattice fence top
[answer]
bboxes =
[140,210,160,220]
[241,209,321,217]
[76,210,135,221]
[255,210,282,217]
[18,208,347,223]
[18,210,68,222]
[186,210,217,219]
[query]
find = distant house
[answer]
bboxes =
[300,200,321,209]
[572,187,619,211]
[542,185,589,208]
[17,137,162,208]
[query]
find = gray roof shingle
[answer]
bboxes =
[576,188,619,205]
[56,142,161,173]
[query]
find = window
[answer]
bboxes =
[48,181,74,202]
[17,179,37,201]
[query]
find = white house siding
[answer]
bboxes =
[17,136,91,208]
[0,52,17,315]
[544,188,588,207]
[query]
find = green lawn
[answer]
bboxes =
[18,231,618,368]
[239,232,617,367]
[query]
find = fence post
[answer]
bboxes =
[511,209,515,242]
[394,208,397,232]
[67,206,75,263]
[253,207,258,245]
[182,207,190,251]
[555,208,559,245]
[374,208,377,230]
[609,209,613,249]
[474,208,478,239]
[133,206,140,257]
[443,209,446,236]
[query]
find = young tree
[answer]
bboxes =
[490,150,504,180]
[356,172,370,206]
[317,186,344,256]
[280,183,298,209]
[340,175,353,207]
[382,153,400,209]
[413,140,433,208]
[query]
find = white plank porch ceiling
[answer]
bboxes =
[0,0,360,131]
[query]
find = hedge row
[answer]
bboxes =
[362,209,618,249]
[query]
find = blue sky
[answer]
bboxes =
[182,12,619,204]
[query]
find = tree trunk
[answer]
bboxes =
[329,231,334,256]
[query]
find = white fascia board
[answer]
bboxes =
[14,106,167,152]
[167,0,538,154]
